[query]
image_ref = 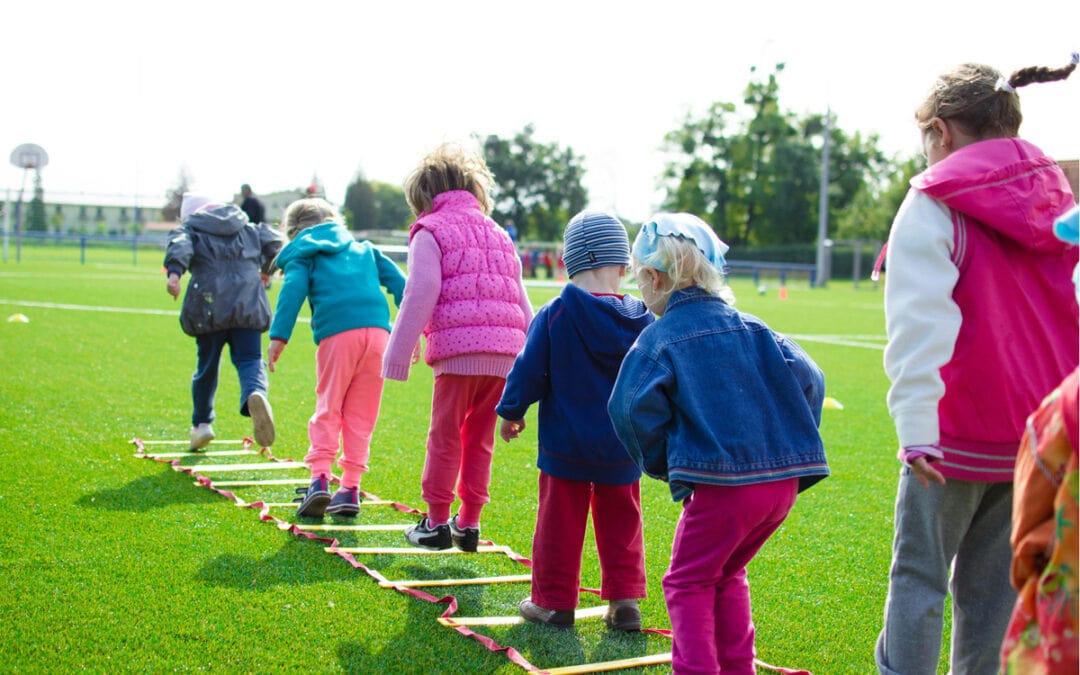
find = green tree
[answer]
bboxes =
[835,154,922,242]
[371,181,412,230]
[661,65,888,247]
[26,170,47,232]
[477,125,588,241]
[343,172,376,229]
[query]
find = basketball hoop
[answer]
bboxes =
[10,143,48,170]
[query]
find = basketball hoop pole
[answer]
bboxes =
[9,143,49,264]
[2,189,10,263]
[14,167,29,263]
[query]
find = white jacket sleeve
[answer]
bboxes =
[883,189,962,449]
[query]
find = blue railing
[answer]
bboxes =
[726,260,817,286]
[4,232,819,285]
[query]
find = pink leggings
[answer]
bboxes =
[421,374,504,526]
[664,479,798,675]
[304,328,388,488]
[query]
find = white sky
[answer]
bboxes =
[3,0,1078,223]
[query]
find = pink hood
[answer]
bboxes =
[913,138,1075,255]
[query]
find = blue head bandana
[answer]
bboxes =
[632,213,729,273]
[1054,204,1079,304]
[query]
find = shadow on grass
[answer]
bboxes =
[334,583,517,673]
[196,538,357,590]
[77,468,219,512]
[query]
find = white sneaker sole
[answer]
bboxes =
[190,427,215,451]
[247,392,275,447]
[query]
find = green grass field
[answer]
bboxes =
[0,246,948,673]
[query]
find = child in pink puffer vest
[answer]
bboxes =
[383,143,533,552]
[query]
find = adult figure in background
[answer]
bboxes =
[240,184,265,225]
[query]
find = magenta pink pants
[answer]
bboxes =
[421,374,504,525]
[304,328,388,489]
[529,472,647,610]
[664,479,798,675]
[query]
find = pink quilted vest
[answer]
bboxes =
[409,190,527,364]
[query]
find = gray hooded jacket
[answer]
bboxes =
[164,204,285,336]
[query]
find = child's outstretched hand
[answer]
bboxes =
[910,456,946,488]
[166,273,181,300]
[500,417,525,442]
[266,339,286,373]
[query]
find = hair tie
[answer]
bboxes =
[1071,52,1079,66]
[994,76,1015,93]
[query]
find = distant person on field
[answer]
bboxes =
[266,198,406,519]
[608,213,829,674]
[497,210,653,632]
[239,184,265,225]
[876,55,1079,675]
[382,142,532,552]
[164,192,285,451]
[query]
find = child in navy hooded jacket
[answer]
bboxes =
[497,211,654,632]
[164,192,285,451]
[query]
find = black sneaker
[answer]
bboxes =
[449,514,479,552]
[326,486,360,517]
[404,517,452,550]
[294,475,331,518]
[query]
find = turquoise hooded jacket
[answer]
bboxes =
[269,221,406,344]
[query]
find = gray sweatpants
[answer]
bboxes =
[875,466,1014,675]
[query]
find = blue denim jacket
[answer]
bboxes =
[608,286,829,501]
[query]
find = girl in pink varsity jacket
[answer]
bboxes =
[875,55,1079,675]
[383,143,533,552]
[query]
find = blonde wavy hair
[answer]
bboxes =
[403,142,495,216]
[632,235,735,306]
[282,198,340,239]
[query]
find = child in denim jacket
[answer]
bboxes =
[608,213,828,674]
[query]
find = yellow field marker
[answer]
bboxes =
[379,573,532,589]
[180,461,305,472]
[438,604,608,627]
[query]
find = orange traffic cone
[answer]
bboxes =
[778,285,788,300]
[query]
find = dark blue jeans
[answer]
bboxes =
[191,328,268,427]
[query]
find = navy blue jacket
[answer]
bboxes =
[609,286,829,501]
[496,283,654,485]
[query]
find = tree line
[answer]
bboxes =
[343,65,916,247]
[138,65,916,248]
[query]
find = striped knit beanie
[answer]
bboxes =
[562,210,630,278]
